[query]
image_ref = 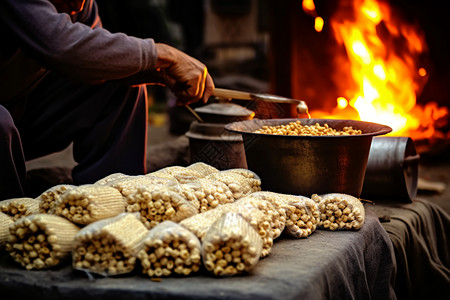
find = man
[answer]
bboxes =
[0,0,214,200]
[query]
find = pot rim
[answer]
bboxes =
[224,118,392,139]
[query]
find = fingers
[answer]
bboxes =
[185,67,206,102]
[188,66,213,104]
[175,66,213,105]
[202,71,215,103]
[154,44,214,105]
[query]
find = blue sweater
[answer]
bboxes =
[0,0,158,103]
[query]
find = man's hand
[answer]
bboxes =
[154,43,214,105]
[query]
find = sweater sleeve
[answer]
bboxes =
[0,0,158,84]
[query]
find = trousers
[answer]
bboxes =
[0,71,148,200]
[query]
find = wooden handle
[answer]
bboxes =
[212,88,253,100]
[212,88,309,114]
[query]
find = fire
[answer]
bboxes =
[301,0,449,139]
[302,0,324,32]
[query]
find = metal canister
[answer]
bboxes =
[361,136,419,202]
[185,102,254,170]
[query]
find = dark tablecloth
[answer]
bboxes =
[0,206,396,300]
[372,198,450,300]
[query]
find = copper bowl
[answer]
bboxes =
[224,118,392,197]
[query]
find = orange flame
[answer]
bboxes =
[302,0,449,139]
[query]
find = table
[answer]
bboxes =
[0,206,396,300]
[372,198,450,300]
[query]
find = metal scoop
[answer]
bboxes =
[212,88,309,115]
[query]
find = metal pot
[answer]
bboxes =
[225,118,392,197]
[185,102,255,170]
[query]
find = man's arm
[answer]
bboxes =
[1,0,213,102]
[1,0,157,84]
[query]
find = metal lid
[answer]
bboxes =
[194,102,255,123]
[185,121,243,142]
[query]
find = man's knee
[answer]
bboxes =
[0,106,17,139]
